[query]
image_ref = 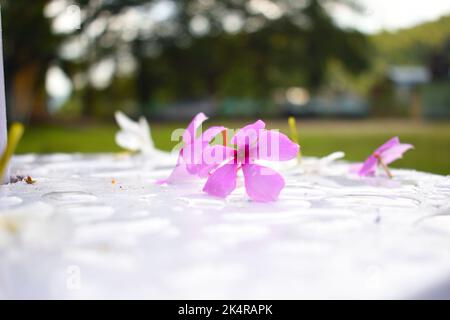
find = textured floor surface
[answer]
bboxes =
[0,153,449,299]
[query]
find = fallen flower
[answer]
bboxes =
[203,120,300,202]
[351,137,413,178]
[301,151,345,174]
[159,113,229,184]
[114,111,167,159]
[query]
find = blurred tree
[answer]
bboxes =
[1,0,61,121]
[59,0,370,116]
[1,0,371,119]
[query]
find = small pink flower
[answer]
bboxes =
[159,113,227,184]
[351,137,413,177]
[203,120,300,202]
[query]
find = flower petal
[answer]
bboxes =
[115,111,152,152]
[374,136,400,154]
[381,143,414,165]
[115,111,141,133]
[349,162,363,174]
[203,162,238,198]
[157,155,195,184]
[138,116,154,148]
[203,145,235,165]
[319,151,345,165]
[115,131,142,151]
[231,120,265,147]
[183,113,208,144]
[242,164,285,202]
[183,139,209,173]
[191,145,236,177]
[257,130,299,161]
[184,142,235,177]
[358,155,378,176]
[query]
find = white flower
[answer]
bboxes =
[115,111,168,159]
[256,152,345,175]
[115,111,153,153]
[301,151,345,174]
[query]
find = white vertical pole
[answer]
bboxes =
[0,8,8,183]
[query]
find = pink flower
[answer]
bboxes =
[351,137,413,177]
[159,113,227,184]
[203,120,300,202]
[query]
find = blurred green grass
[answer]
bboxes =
[15,120,450,175]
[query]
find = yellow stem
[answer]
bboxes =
[288,116,301,161]
[0,123,25,182]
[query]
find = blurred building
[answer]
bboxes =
[386,57,450,120]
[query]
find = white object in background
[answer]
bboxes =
[259,152,346,175]
[301,151,346,174]
[0,10,7,183]
[114,111,168,160]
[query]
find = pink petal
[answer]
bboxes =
[381,143,413,165]
[157,155,195,184]
[231,120,265,147]
[358,155,378,176]
[183,139,209,174]
[242,164,285,202]
[203,162,239,198]
[183,113,208,144]
[349,163,364,174]
[186,163,208,177]
[375,136,400,154]
[185,143,235,177]
[203,145,236,164]
[195,145,236,178]
[257,130,299,161]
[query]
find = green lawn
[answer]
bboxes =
[16,119,450,175]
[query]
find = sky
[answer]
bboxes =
[47,0,450,35]
[333,0,450,33]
